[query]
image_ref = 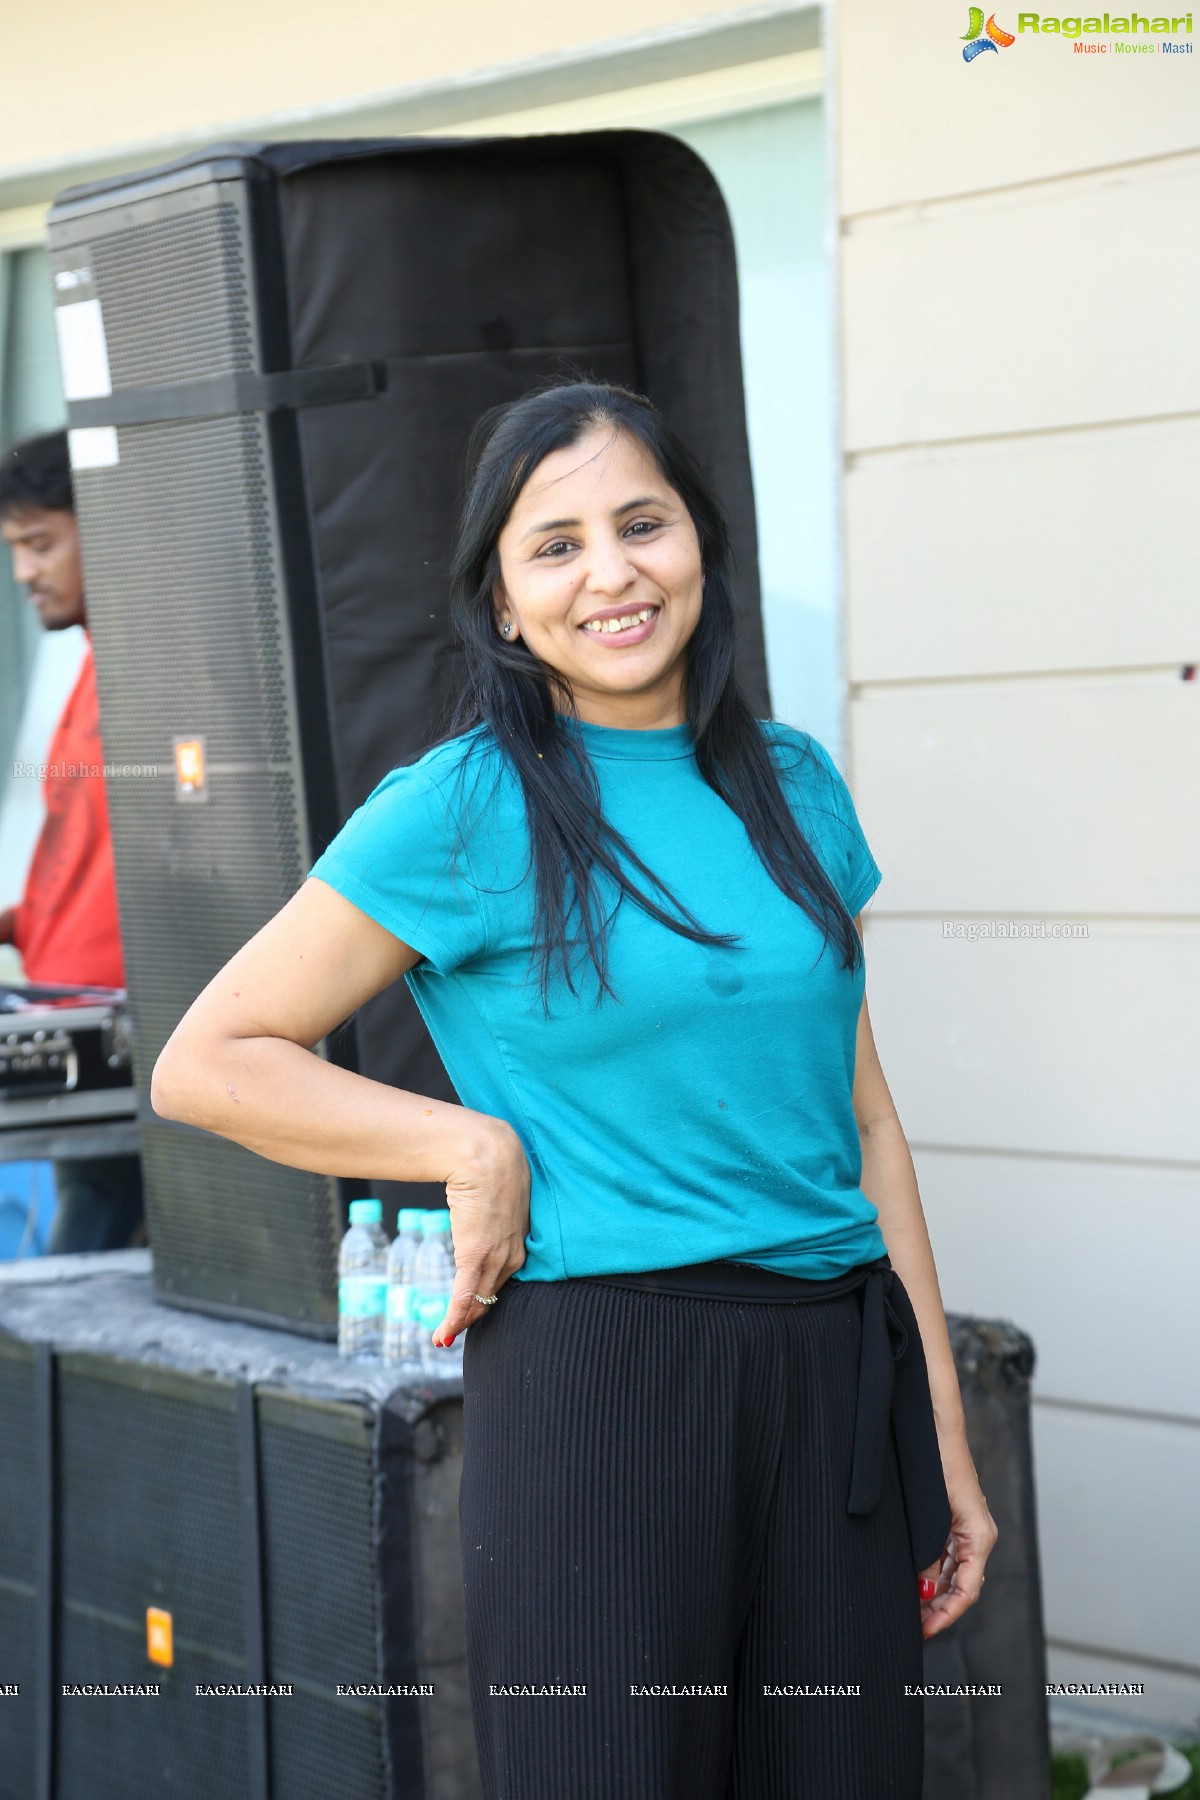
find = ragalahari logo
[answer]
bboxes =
[961,8,1017,56]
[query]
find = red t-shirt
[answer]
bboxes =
[13,639,126,988]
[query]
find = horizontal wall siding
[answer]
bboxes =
[1031,1405,1200,1672]
[837,14,1200,214]
[841,155,1200,450]
[845,418,1200,682]
[863,918,1196,1165]
[835,0,1198,1728]
[913,1148,1199,1420]
[850,682,1199,916]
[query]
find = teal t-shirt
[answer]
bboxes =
[307,716,886,1281]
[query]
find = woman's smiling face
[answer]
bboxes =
[492,422,704,729]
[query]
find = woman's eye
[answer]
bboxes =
[624,519,660,537]
[537,539,573,558]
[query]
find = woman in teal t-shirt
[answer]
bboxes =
[152,381,996,1798]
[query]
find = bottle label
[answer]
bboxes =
[339,1275,387,1318]
[386,1284,414,1323]
[412,1288,450,1332]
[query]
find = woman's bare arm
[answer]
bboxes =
[849,914,998,1636]
[150,875,530,1339]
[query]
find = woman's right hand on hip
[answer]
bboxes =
[433,1114,531,1347]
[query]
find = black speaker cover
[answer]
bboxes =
[45,134,766,1334]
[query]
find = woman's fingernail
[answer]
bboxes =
[918,1578,937,1600]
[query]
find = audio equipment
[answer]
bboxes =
[0,986,133,1129]
[0,1251,476,1800]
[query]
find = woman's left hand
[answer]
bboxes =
[917,1462,999,1640]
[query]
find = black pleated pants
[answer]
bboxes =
[459,1271,925,1799]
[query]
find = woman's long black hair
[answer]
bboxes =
[436,379,864,1010]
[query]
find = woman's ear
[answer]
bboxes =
[492,581,519,643]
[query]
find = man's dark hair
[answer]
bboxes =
[0,431,74,520]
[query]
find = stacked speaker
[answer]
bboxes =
[0,1256,474,1800]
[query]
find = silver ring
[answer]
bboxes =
[473,1292,499,1306]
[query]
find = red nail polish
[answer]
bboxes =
[918,1577,937,1601]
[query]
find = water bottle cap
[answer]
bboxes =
[398,1207,426,1234]
[427,1211,452,1234]
[349,1199,383,1226]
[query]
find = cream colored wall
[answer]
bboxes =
[0,0,817,195]
[0,0,735,169]
[832,9,1200,1729]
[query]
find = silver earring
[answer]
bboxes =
[501,622,513,638]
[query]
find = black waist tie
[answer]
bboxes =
[585,1252,954,1575]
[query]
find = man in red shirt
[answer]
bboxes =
[0,431,144,1253]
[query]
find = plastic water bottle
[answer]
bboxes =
[384,1207,428,1368]
[337,1198,389,1359]
[411,1210,460,1375]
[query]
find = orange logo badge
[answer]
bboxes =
[146,1606,174,1668]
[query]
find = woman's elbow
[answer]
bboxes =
[150,1034,211,1125]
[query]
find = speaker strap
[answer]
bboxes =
[66,360,386,428]
[34,1342,55,1800]
[236,1380,270,1800]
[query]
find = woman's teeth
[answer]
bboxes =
[582,608,657,634]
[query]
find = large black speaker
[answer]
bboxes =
[0,1254,475,1800]
[44,133,766,1335]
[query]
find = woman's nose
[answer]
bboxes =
[582,534,636,595]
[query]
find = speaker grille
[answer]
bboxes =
[58,1362,244,1652]
[258,1395,385,1797]
[0,1341,37,1800]
[54,1608,250,1800]
[55,1359,252,1798]
[268,1698,384,1800]
[73,412,303,1067]
[86,202,254,388]
[60,179,341,1330]
[143,1128,338,1329]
